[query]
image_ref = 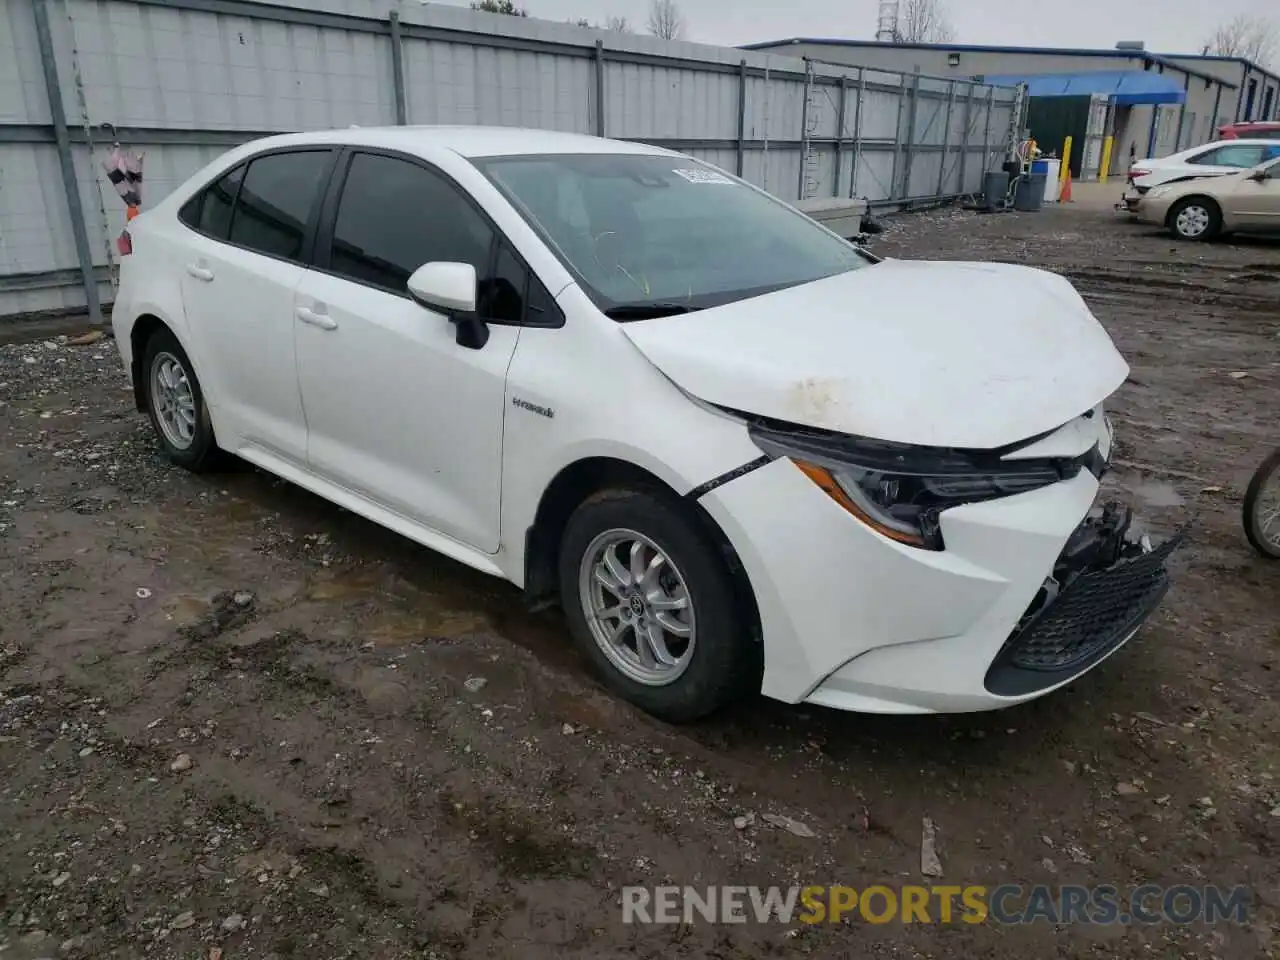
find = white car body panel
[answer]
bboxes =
[110,125,1172,718]
[293,270,520,554]
[620,259,1129,449]
[181,236,312,463]
[702,444,1106,710]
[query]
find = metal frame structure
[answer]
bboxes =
[1,0,1020,319]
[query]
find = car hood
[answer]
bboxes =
[620,259,1129,449]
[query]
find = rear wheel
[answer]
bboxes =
[142,327,223,472]
[558,489,760,722]
[1244,449,1280,560]
[1168,197,1221,241]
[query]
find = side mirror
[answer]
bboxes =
[1248,168,1272,182]
[406,262,489,349]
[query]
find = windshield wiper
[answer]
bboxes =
[603,302,701,320]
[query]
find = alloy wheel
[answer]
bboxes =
[150,351,197,450]
[578,528,696,686]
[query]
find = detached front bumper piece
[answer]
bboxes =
[986,504,1183,697]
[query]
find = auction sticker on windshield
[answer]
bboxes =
[672,168,735,184]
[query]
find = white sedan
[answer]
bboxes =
[111,126,1178,721]
[1122,138,1280,212]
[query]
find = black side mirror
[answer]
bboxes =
[452,314,490,350]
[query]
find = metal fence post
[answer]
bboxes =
[890,72,908,200]
[388,10,407,125]
[833,75,848,197]
[797,59,811,200]
[850,67,864,198]
[593,40,606,137]
[981,86,995,174]
[956,82,974,195]
[901,69,921,200]
[32,0,103,328]
[736,59,747,177]
[1174,72,1190,149]
[935,80,956,197]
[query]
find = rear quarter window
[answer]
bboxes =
[178,163,245,241]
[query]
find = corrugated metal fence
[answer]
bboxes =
[0,0,1022,323]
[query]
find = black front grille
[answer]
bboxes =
[986,534,1182,696]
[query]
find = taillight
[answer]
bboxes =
[117,205,138,255]
[1129,167,1150,181]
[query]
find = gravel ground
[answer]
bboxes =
[0,207,1277,959]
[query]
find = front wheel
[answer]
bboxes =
[1168,197,1221,241]
[1243,449,1280,559]
[558,489,760,722]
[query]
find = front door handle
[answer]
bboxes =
[296,305,338,330]
[185,263,214,282]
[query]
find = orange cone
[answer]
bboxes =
[1059,175,1073,203]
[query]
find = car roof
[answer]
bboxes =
[1195,138,1280,147]
[238,125,676,160]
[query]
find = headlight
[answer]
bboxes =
[750,424,1075,551]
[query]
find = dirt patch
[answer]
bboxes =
[1,207,1277,959]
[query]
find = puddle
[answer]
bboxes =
[1129,481,1186,509]
[361,609,490,644]
[163,594,212,626]
[306,571,387,602]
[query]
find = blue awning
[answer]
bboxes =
[979,70,1186,105]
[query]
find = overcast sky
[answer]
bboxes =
[448,0,1275,55]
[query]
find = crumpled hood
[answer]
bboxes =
[621,259,1129,449]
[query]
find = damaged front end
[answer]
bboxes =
[985,502,1184,697]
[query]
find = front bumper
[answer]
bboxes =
[699,434,1179,714]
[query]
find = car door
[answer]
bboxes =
[1221,159,1280,230]
[177,148,335,465]
[293,149,537,553]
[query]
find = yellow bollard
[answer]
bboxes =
[1060,136,1073,183]
[1099,136,1114,183]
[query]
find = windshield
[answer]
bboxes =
[473,153,872,318]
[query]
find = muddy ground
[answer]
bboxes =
[1,207,1277,960]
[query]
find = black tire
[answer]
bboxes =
[1167,196,1221,242]
[1243,449,1280,560]
[141,326,224,472]
[557,488,760,723]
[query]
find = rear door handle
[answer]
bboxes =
[296,305,337,330]
[185,263,214,282]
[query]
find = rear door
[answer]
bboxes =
[177,148,335,464]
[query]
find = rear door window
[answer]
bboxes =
[227,150,332,262]
[1190,145,1267,168]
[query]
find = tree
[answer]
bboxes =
[647,0,685,41]
[471,0,527,16]
[1204,14,1276,67]
[895,0,956,43]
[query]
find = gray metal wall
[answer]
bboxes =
[760,41,1237,173]
[0,0,1020,322]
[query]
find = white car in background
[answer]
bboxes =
[1123,139,1280,212]
[111,126,1180,722]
